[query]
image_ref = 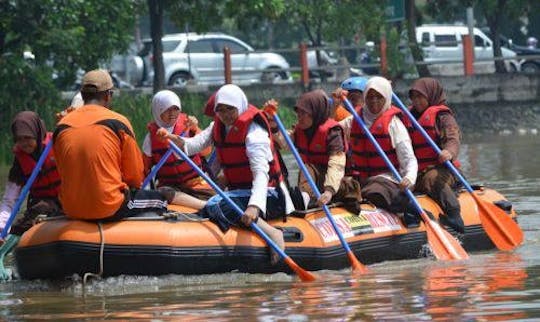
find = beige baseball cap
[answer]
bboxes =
[80,69,114,93]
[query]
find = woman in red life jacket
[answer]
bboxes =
[0,112,62,242]
[268,90,362,212]
[340,76,419,226]
[142,90,214,210]
[161,84,294,265]
[406,77,464,233]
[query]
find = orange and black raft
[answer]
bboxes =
[15,186,517,279]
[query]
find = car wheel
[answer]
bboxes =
[168,72,191,87]
[521,62,540,74]
[261,67,286,83]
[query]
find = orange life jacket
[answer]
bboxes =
[403,105,461,172]
[293,118,346,166]
[212,106,283,190]
[14,132,60,199]
[347,106,402,180]
[148,115,202,186]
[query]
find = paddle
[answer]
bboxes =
[165,138,316,282]
[391,93,523,251]
[1,139,53,239]
[264,105,368,274]
[341,96,469,260]
[142,129,190,189]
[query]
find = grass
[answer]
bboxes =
[0,91,298,166]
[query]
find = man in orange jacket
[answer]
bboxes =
[53,69,168,220]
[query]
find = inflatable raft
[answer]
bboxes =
[15,186,517,279]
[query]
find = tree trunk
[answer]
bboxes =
[148,0,165,92]
[485,0,508,73]
[406,0,431,77]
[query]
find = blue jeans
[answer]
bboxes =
[204,188,285,232]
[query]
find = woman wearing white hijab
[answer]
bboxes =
[340,76,419,225]
[142,90,212,210]
[163,84,293,265]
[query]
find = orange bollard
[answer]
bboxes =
[462,34,474,76]
[380,36,388,78]
[223,46,232,84]
[299,43,309,88]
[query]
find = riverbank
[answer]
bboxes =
[94,73,539,133]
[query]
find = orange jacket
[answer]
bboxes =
[347,107,402,180]
[403,105,461,171]
[212,106,283,189]
[147,116,203,186]
[293,118,345,166]
[14,132,60,199]
[53,104,144,219]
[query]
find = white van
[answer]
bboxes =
[415,25,519,75]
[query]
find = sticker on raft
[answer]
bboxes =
[310,209,402,242]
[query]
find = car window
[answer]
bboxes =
[214,39,248,54]
[474,35,487,47]
[163,40,181,52]
[434,34,457,47]
[185,39,215,53]
[421,32,430,47]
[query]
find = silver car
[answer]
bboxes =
[128,32,292,87]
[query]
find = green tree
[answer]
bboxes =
[0,0,140,162]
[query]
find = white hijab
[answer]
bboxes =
[151,90,182,128]
[214,84,248,115]
[363,76,393,126]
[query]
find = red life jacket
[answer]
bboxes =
[403,105,461,171]
[14,132,60,199]
[293,118,346,166]
[212,106,283,190]
[147,114,203,186]
[347,106,402,180]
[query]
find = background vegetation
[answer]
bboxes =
[1,0,538,165]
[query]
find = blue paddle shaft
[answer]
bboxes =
[142,149,174,189]
[167,139,290,260]
[142,130,188,189]
[1,140,54,238]
[272,113,354,254]
[342,97,425,215]
[391,93,474,193]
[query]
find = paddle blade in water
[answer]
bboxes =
[348,251,369,274]
[473,193,524,251]
[284,257,317,282]
[421,212,469,261]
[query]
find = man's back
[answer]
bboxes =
[54,104,143,219]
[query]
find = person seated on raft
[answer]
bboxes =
[265,90,362,213]
[53,69,168,222]
[331,76,369,124]
[405,77,465,233]
[334,76,420,226]
[160,84,294,265]
[0,112,63,279]
[142,90,214,210]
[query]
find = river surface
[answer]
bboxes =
[1,134,539,321]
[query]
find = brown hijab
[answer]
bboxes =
[409,77,447,106]
[295,89,344,154]
[11,111,47,154]
[295,89,332,130]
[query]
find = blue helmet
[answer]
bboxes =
[340,77,368,92]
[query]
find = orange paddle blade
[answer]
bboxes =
[284,257,317,282]
[421,212,469,261]
[472,193,524,251]
[348,251,369,274]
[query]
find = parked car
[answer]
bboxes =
[127,33,292,87]
[415,25,519,74]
